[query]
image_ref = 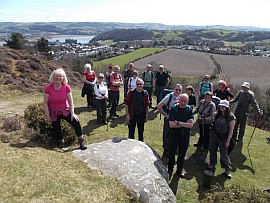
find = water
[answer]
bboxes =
[0,35,95,45]
[48,35,95,44]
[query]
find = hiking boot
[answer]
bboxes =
[102,121,107,125]
[79,138,87,150]
[57,139,64,148]
[207,164,216,172]
[176,170,185,178]
[225,170,232,179]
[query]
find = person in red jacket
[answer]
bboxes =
[125,78,150,142]
[82,63,96,108]
[109,65,123,119]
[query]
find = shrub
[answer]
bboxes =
[1,114,22,132]
[204,184,270,202]
[0,63,11,73]
[24,103,76,146]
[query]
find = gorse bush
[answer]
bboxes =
[204,184,270,203]
[24,103,76,146]
[1,114,22,132]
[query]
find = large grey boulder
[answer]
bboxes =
[73,137,176,203]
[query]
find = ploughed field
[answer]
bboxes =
[135,49,270,91]
[214,54,270,91]
[134,49,215,77]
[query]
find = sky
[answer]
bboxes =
[1,0,270,28]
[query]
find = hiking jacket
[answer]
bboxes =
[230,90,260,112]
[125,89,150,120]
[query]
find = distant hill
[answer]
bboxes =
[0,47,82,92]
[0,22,270,39]
[91,28,154,42]
[91,28,270,47]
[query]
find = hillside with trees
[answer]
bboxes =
[91,28,154,42]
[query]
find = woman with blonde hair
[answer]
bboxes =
[82,63,96,108]
[44,68,87,150]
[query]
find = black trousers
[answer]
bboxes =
[197,123,211,149]
[128,112,146,142]
[110,91,119,116]
[162,118,170,157]
[85,83,94,107]
[168,128,190,173]
[95,98,107,122]
[144,87,153,107]
[51,113,82,141]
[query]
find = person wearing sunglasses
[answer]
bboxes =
[157,84,182,165]
[199,74,213,100]
[125,78,150,142]
[94,73,108,125]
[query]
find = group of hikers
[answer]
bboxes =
[43,62,263,180]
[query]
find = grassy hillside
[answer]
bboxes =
[0,87,270,202]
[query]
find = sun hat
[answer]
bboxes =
[146,64,152,68]
[219,100,229,108]
[241,82,250,89]
[159,64,164,69]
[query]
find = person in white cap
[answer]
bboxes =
[229,82,262,141]
[208,100,236,178]
[142,64,154,108]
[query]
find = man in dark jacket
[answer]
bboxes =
[125,78,150,142]
[154,64,170,105]
[229,82,263,141]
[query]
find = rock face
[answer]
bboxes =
[73,137,176,203]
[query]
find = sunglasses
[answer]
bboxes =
[136,83,143,86]
[99,77,104,79]
[204,78,209,80]
[175,89,182,91]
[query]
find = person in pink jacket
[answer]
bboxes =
[43,68,87,150]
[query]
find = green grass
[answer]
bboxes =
[222,41,245,47]
[98,40,114,45]
[1,88,270,202]
[93,48,165,70]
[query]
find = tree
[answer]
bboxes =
[36,37,51,54]
[4,32,27,50]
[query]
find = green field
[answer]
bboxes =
[0,87,269,202]
[222,41,245,47]
[93,48,165,70]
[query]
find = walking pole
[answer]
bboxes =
[247,147,255,172]
[106,116,109,131]
[247,114,261,172]
[247,114,260,148]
